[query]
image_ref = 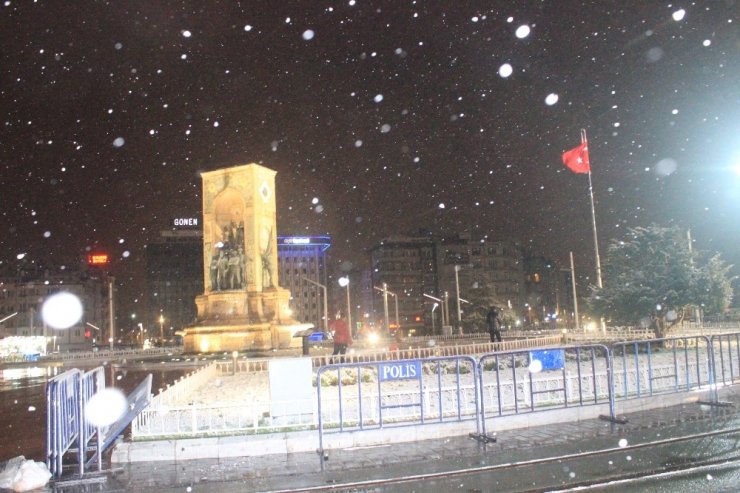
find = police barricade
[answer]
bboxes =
[46,366,152,479]
[611,335,713,401]
[46,369,82,478]
[78,367,106,474]
[710,332,740,385]
[86,374,152,471]
[709,332,740,402]
[476,344,614,440]
[316,356,480,456]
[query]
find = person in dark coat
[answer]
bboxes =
[486,306,502,343]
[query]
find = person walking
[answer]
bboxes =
[329,312,352,362]
[486,306,503,343]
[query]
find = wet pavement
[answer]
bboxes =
[34,386,740,493]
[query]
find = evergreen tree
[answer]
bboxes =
[462,276,512,333]
[589,225,734,338]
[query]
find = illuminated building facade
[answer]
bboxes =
[276,236,331,331]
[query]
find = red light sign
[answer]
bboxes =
[87,254,109,266]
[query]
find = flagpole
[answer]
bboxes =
[570,251,580,331]
[582,128,605,333]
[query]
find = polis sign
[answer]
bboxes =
[378,360,422,381]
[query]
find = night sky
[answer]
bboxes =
[1,1,738,320]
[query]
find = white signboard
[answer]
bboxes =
[268,357,313,419]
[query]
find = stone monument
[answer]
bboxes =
[182,163,312,353]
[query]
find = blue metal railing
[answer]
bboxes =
[79,367,106,474]
[477,344,613,438]
[46,367,152,479]
[46,369,82,478]
[710,333,740,386]
[611,335,713,400]
[317,356,479,454]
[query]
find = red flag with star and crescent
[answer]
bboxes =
[562,142,590,174]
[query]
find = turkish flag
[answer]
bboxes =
[562,142,590,174]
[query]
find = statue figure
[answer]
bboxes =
[261,227,274,288]
[228,250,242,289]
[209,252,218,291]
[216,250,228,291]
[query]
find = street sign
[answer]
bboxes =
[379,360,422,381]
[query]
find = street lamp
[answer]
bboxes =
[431,302,439,333]
[374,285,399,330]
[137,322,144,346]
[338,276,352,335]
[159,314,165,344]
[454,265,462,330]
[424,293,446,333]
[0,312,18,324]
[107,276,115,350]
[86,322,101,346]
[303,277,328,332]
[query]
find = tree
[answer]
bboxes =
[589,225,734,338]
[461,276,513,333]
[695,254,734,316]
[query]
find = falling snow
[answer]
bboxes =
[0,0,735,325]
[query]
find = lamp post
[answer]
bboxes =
[338,276,352,335]
[431,302,439,333]
[108,276,116,350]
[443,291,450,328]
[374,285,400,330]
[423,293,444,334]
[303,277,328,332]
[86,322,101,346]
[454,265,462,330]
[159,314,165,344]
[137,322,144,346]
[382,282,390,332]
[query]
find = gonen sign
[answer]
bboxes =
[379,360,422,381]
[173,218,199,227]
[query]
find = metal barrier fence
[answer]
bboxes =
[78,367,106,474]
[611,335,713,401]
[149,362,219,407]
[316,356,480,455]
[134,333,740,448]
[710,332,740,388]
[45,346,182,362]
[46,366,152,479]
[210,336,563,376]
[46,369,82,478]
[476,344,614,439]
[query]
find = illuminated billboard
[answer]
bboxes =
[277,236,331,251]
[87,253,109,266]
